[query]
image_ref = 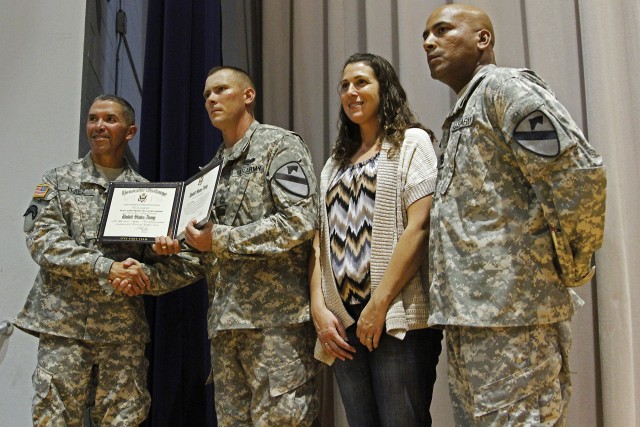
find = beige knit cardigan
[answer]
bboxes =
[314,128,438,365]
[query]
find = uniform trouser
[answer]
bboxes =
[446,321,572,426]
[211,322,320,427]
[32,334,150,427]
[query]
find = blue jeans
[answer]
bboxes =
[332,307,443,427]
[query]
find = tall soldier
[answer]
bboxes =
[422,5,606,425]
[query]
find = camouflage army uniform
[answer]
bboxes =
[15,153,201,427]
[202,121,319,426]
[428,65,606,425]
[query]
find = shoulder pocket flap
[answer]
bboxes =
[474,352,562,417]
[43,190,57,201]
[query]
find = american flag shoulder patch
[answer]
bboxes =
[513,111,560,157]
[33,184,51,199]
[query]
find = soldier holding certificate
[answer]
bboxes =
[155,66,320,426]
[14,95,201,426]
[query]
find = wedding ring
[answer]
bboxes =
[366,337,372,341]
[162,245,167,249]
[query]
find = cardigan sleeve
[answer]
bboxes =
[400,128,438,209]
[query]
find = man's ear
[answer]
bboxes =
[478,29,492,50]
[244,87,256,106]
[125,124,138,142]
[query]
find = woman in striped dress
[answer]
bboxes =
[309,53,443,427]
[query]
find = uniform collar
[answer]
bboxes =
[217,120,260,162]
[449,64,496,117]
[81,152,136,188]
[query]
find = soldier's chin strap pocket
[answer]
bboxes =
[548,166,606,287]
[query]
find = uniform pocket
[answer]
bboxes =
[435,133,461,197]
[474,351,562,417]
[267,359,309,398]
[32,366,65,425]
[76,194,101,242]
[107,361,151,425]
[33,365,54,398]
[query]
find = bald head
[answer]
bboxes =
[432,4,495,47]
[422,4,496,92]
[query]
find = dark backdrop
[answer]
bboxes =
[138,1,222,425]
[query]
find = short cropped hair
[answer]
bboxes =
[207,65,256,90]
[92,94,136,126]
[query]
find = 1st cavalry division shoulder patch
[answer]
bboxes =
[24,184,52,232]
[273,162,309,198]
[513,111,560,157]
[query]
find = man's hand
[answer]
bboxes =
[109,258,150,295]
[110,277,142,297]
[152,235,182,255]
[184,219,213,252]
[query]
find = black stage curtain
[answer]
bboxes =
[138,1,222,426]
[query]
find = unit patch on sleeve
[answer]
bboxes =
[23,200,47,232]
[513,111,560,157]
[273,162,309,198]
[24,184,53,232]
[24,205,38,221]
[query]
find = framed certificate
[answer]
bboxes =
[98,159,222,243]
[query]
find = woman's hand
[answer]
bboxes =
[356,298,387,351]
[312,305,356,361]
[355,196,433,351]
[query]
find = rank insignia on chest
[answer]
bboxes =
[32,184,51,198]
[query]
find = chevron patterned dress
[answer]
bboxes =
[326,153,378,313]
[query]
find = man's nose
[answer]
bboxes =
[423,33,435,52]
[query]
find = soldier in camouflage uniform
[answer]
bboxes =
[155,66,319,426]
[15,95,201,426]
[422,5,606,426]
